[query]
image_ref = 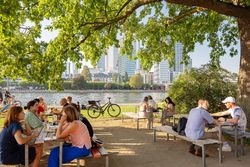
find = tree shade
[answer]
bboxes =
[1,0,250,127]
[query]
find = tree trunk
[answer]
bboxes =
[237,17,250,129]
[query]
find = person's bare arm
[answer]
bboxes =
[14,130,39,145]
[211,110,230,117]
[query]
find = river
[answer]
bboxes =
[11,90,167,106]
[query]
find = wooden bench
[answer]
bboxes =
[153,125,222,167]
[76,146,109,167]
[122,112,152,130]
[235,132,250,156]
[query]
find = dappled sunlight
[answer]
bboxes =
[95,131,113,136]
[108,142,146,146]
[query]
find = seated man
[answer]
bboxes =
[211,96,247,152]
[185,99,217,156]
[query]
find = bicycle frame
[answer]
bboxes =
[96,100,111,113]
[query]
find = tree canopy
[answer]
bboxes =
[129,73,143,88]
[1,0,249,89]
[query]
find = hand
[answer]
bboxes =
[59,115,67,124]
[31,130,39,138]
[218,117,226,122]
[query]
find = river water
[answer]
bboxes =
[12,90,167,106]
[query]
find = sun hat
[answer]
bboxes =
[222,97,235,103]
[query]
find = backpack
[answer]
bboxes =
[172,117,187,136]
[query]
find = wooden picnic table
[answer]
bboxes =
[25,125,64,167]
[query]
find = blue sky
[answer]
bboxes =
[190,43,240,73]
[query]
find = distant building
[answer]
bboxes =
[62,59,79,79]
[96,55,105,72]
[153,61,173,84]
[174,42,183,72]
[105,46,119,73]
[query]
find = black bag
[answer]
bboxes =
[172,117,187,136]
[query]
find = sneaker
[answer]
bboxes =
[218,144,232,152]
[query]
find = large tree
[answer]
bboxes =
[1,0,250,126]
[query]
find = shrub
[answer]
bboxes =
[168,64,237,113]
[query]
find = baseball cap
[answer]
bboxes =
[222,97,235,103]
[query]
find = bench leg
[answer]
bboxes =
[241,138,245,155]
[167,133,169,140]
[202,145,206,167]
[153,129,156,142]
[105,156,109,167]
[235,128,238,157]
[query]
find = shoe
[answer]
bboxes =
[218,144,232,152]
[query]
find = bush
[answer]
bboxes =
[168,64,237,113]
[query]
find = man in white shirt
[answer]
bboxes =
[211,96,247,152]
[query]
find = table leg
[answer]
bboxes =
[25,144,29,167]
[59,141,63,167]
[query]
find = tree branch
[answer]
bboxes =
[116,0,133,16]
[164,7,206,27]
[167,0,250,18]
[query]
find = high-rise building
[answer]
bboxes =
[105,46,119,73]
[153,61,173,84]
[152,42,192,84]
[117,40,136,77]
[174,42,183,72]
[97,55,105,72]
[62,59,79,79]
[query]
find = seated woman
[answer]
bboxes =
[24,100,43,130]
[48,105,91,167]
[138,96,149,117]
[0,106,43,167]
[138,96,153,129]
[161,97,176,125]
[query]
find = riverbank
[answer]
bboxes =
[11,89,166,93]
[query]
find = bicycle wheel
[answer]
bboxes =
[87,105,102,118]
[107,104,121,117]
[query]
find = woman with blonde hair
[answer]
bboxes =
[0,106,43,166]
[48,105,91,167]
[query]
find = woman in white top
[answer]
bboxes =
[138,96,153,129]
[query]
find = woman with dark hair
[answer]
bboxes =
[0,106,43,166]
[24,100,43,130]
[161,97,176,125]
[48,105,91,167]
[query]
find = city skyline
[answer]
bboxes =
[41,20,240,74]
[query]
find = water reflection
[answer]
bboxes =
[13,91,167,106]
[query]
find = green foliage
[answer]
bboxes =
[0,0,249,89]
[81,66,91,81]
[122,72,129,83]
[168,64,237,113]
[129,73,143,89]
[71,76,86,89]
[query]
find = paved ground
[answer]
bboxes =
[39,118,250,167]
